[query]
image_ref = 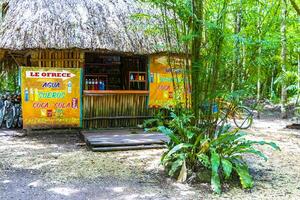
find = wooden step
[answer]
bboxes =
[91,144,167,152]
[89,140,165,147]
[84,133,169,147]
[85,133,168,141]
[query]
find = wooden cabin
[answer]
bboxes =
[0,0,180,129]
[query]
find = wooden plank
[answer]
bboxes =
[89,141,165,147]
[91,144,166,152]
[85,133,168,141]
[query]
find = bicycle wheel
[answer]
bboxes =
[17,109,23,128]
[233,106,253,129]
[5,106,15,129]
[0,107,4,128]
[17,116,23,128]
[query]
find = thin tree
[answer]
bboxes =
[281,0,288,118]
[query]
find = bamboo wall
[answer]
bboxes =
[30,50,84,68]
[83,92,151,128]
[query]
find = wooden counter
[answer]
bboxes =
[82,90,152,128]
[83,90,149,95]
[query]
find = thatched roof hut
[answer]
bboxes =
[0,0,164,54]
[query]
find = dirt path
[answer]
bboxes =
[0,118,300,200]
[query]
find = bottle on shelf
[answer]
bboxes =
[85,78,88,90]
[91,79,95,90]
[95,79,98,90]
[99,81,102,90]
[88,79,92,90]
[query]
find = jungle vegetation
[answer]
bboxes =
[138,0,298,194]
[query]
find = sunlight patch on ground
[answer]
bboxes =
[110,186,125,193]
[119,194,139,200]
[28,179,43,188]
[48,187,80,196]
[2,180,11,184]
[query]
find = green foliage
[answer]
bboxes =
[143,107,173,131]
[137,0,291,195]
[157,110,280,193]
[0,64,19,93]
[136,0,299,107]
[211,149,221,194]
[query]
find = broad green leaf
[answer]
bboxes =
[199,139,210,153]
[197,153,210,168]
[163,143,192,162]
[250,141,280,151]
[186,130,194,139]
[237,149,268,161]
[194,133,205,148]
[168,155,184,177]
[211,131,246,147]
[221,159,233,179]
[211,150,221,194]
[158,126,181,144]
[234,161,254,189]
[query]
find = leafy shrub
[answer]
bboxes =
[157,110,280,194]
[143,107,173,131]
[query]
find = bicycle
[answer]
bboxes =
[0,93,5,127]
[0,92,16,129]
[218,100,253,129]
[12,92,22,128]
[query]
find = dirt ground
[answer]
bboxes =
[1,117,300,200]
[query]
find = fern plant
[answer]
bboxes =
[158,111,280,194]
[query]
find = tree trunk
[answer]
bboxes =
[256,1,262,102]
[270,65,275,99]
[281,0,288,118]
[234,0,242,90]
[191,0,204,121]
[296,52,300,105]
[256,3,262,119]
[242,41,246,85]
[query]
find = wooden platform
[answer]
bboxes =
[81,129,169,152]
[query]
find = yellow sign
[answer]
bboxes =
[149,56,190,107]
[20,67,82,129]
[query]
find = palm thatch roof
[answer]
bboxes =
[0,0,164,54]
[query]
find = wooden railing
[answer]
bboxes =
[83,90,151,128]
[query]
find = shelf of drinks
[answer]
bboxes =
[84,75,108,91]
[129,71,146,82]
